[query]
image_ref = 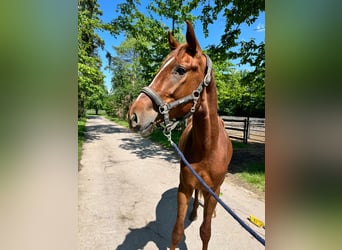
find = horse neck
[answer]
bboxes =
[192,73,220,147]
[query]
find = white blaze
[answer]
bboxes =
[136,56,174,101]
[149,56,174,87]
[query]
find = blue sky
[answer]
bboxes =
[96,0,265,91]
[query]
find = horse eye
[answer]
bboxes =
[175,66,186,75]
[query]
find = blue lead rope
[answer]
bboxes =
[170,141,266,246]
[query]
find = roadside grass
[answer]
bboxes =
[229,141,264,191]
[231,140,248,149]
[148,129,182,149]
[236,162,265,192]
[103,114,264,191]
[78,117,86,161]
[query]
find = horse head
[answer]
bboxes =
[128,21,211,136]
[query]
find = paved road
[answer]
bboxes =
[78,116,265,250]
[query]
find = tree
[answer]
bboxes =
[147,0,197,34]
[104,38,147,119]
[200,0,265,117]
[231,39,265,117]
[78,0,105,117]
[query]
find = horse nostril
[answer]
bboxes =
[130,113,138,128]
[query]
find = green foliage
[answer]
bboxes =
[201,0,265,117]
[230,39,265,116]
[209,49,264,117]
[78,0,106,117]
[102,92,115,116]
[148,129,182,149]
[147,0,197,34]
[86,109,106,115]
[216,69,264,117]
[199,0,264,45]
[78,118,86,161]
[104,38,147,119]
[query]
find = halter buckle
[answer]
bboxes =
[192,90,200,100]
[159,104,169,114]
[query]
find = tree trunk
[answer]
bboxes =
[78,98,86,118]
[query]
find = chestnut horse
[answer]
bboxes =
[128,21,233,250]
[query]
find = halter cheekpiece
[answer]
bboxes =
[140,54,213,133]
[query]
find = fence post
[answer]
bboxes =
[242,117,250,144]
[247,117,250,141]
[243,118,247,144]
[222,116,265,143]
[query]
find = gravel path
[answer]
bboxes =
[78,116,265,250]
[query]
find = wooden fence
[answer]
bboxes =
[221,116,265,144]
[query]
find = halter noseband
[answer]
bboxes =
[140,54,212,133]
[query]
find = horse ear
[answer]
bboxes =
[168,32,179,50]
[186,20,200,54]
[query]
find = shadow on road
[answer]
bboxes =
[85,117,129,142]
[85,124,128,140]
[116,188,194,250]
[84,115,180,164]
[119,136,179,164]
[228,142,265,174]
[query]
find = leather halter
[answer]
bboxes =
[140,54,212,133]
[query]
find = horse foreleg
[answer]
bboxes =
[170,185,193,250]
[189,189,199,221]
[200,189,219,250]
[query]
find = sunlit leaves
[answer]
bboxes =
[78,0,106,117]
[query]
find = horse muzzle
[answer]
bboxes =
[128,96,158,137]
